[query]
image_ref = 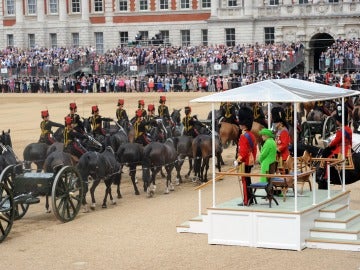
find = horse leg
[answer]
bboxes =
[186,158,193,180]
[203,157,210,182]
[45,195,51,213]
[164,165,174,194]
[89,179,100,210]
[102,179,114,208]
[130,166,140,195]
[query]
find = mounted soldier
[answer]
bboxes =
[116,99,129,129]
[39,110,64,145]
[182,106,201,138]
[158,95,172,126]
[63,116,87,159]
[88,105,112,138]
[219,102,238,125]
[134,109,151,146]
[67,102,84,133]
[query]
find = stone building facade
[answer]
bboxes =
[0,0,359,72]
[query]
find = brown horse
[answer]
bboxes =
[219,121,265,149]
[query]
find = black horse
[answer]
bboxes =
[170,108,182,137]
[0,130,12,148]
[296,143,360,189]
[172,135,194,183]
[76,147,121,211]
[142,139,179,197]
[115,142,144,197]
[192,134,222,182]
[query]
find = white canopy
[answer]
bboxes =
[190,78,359,103]
[190,78,359,212]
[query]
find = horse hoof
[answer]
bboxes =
[184,175,189,180]
[117,195,122,199]
[102,205,107,208]
[170,184,175,191]
[90,204,96,210]
[135,191,140,195]
[164,188,169,194]
[175,179,180,186]
[45,209,51,214]
[111,200,117,205]
[83,205,89,213]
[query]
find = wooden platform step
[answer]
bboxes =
[306,237,360,251]
[314,210,360,229]
[176,214,208,234]
[310,222,360,241]
[319,203,348,219]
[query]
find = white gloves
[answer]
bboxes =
[233,160,239,167]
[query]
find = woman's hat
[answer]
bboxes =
[259,128,274,138]
[238,107,254,130]
[69,103,77,110]
[117,99,124,106]
[41,110,49,118]
[92,105,99,114]
[148,104,155,111]
[65,116,72,125]
[136,109,143,117]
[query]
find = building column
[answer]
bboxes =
[210,0,219,18]
[37,0,45,22]
[59,0,68,21]
[81,0,89,20]
[16,0,24,23]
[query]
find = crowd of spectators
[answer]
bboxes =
[0,39,359,93]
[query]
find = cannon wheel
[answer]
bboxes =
[0,182,14,243]
[300,122,313,145]
[51,166,84,222]
[322,116,337,140]
[0,165,29,220]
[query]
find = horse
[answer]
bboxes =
[172,135,194,183]
[170,108,183,137]
[23,142,64,172]
[192,134,222,182]
[296,142,360,190]
[142,138,179,197]
[115,142,144,197]
[0,130,12,148]
[76,147,121,211]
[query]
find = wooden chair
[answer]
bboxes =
[272,151,313,202]
[247,161,279,208]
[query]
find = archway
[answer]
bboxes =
[309,33,334,73]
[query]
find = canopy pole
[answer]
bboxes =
[294,102,298,212]
[211,102,216,207]
[267,103,271,128]
[341,98,345,192]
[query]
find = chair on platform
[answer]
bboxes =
[248,161,279,208]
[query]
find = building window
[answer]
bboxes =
[225,28,235,47]
[269,0,279,5]
[28,34,35,48]
[159,0,169,10]
[72,33,79,47]
[181,30,190,46]
[202,0,211,8]
[95,32,104,54]
[202,29,208,46]
[328,0,339,3]
[7,34,14,47]
[160,30,170,45]
[119,0,128,11]
[28,0,37,15]
[5,0,15,15]
[264,27,275,44]
[50,33,57,48]
[120,32,128,46]
[94,0,103,12]
[140,0,148,10]
[228,0,237,7]
[72,0,81,13]
[299,0,309,3]
[181,0,190,9]
[49,0,58,14]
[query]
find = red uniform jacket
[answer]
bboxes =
[328,126,352,157]
[237,131,257,166]
[276,128,291,161]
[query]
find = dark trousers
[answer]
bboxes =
[242,165,253,205]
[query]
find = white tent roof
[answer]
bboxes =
[190,78,359,103]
